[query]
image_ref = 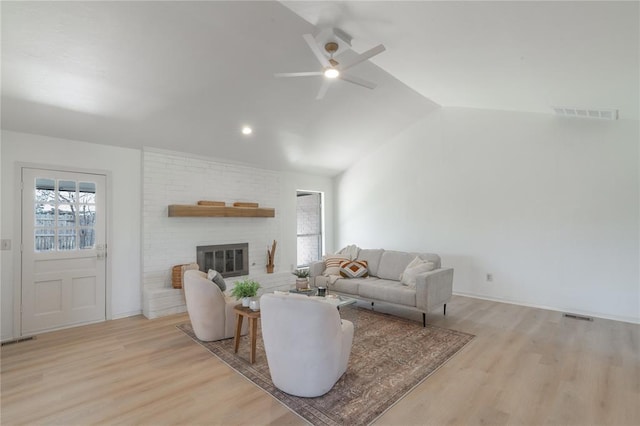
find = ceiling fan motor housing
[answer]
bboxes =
[315,28,352,57]
[324,42,339,54]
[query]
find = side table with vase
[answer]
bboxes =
[233,304,261,364]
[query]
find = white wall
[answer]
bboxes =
[1,130,142,340]
[142,149,334,316]
[335,108,639,323]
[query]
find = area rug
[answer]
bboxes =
[177,307,474,426]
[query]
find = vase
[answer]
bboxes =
[242,297,250,307]
[296,278,309,290]
[249,297,260,311]
[266,264,274,274]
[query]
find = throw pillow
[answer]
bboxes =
[207,269,227,292]
[339,260,369,278]
[404,256,425,271]
[400,257,436,288]
[323,254,351,276]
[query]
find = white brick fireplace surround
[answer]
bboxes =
[143,149,298,318]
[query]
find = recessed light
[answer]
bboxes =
[241,126,252,135]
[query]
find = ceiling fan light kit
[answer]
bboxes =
[324,68,339,78]
[275,29,386,99]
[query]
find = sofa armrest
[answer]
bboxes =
[309,260,326,287]
[415,268,453,312]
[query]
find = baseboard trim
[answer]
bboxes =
[453,291,640,325]
[112,310,143,320]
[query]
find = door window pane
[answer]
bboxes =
[35,228,55,252]
[58,229,76,250]
[57,205,76,227]
[79,228,95,249]
[58,180,77,202]
[35,204,55,226]
[79,182,96,204]
[35,178,55,202]
[79,205,96,226]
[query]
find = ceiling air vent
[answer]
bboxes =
[552,106,618,120]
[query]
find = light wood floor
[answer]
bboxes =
[1,295,638,425]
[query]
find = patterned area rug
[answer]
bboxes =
[177,307,474,426]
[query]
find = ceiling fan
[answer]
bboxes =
[275,33,386,100]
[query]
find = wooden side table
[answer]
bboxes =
[233,304,261,364]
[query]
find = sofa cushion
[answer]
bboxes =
[339,260,369,278]
[356,249,384,277]
[400,259,436,288]
[376,250,415,281]
[331,277,378,295]
[358,279,416,307]
[323,254,350,276]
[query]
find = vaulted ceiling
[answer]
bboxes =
[2,1,638,176]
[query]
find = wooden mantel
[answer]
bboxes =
[168,204,275,218]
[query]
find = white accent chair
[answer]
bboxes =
[260,293,354,397]
[183,270,247,341]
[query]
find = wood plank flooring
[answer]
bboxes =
[1,295,638,425]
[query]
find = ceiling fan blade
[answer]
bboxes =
[316,79,331,100]
[303,33,331,68]
[275,71,323,78]
[339,73,377,90]
[338,44,386,71]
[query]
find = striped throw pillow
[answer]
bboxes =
[323,255,350,276]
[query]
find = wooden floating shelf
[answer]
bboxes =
[168,204,275,218]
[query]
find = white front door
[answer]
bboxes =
[21,167,107,335]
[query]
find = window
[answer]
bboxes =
[296,191,323,267]
[34,178,96,251]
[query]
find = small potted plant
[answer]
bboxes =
[292,268,310,290]
[231,279,261,307]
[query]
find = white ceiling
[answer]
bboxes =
[2,1,638,176]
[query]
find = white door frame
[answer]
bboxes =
[13,162,113,337]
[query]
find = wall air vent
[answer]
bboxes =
[552,106,618,120]
[563,313,594,321]
[1,336,35,346]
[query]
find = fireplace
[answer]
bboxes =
[196,243,249,278]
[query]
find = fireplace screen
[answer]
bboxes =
[197,243,249,278]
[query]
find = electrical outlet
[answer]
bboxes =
[486,273,493,282]
[1,239,11,250]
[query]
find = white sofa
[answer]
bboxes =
[183,270,248,341]
[260,293,354,397]
[309,249,453,326]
